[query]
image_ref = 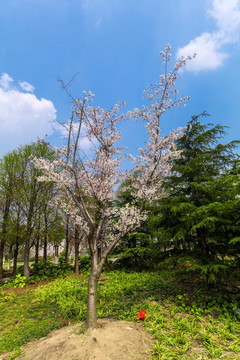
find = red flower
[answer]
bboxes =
[137,309,146,320]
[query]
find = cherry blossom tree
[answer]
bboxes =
[33,46,193,328]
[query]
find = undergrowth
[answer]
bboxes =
[1,258,240,359]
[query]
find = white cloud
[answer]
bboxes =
[208,0,240,33]
[18,81,35,93]
[0,73,14,90]
[177,32,227,72]
[0,74,57,155]
[177,0,240,72]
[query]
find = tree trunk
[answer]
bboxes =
[24,193,35,278]
[35,215,40,264]
[43,208,48,262]
[0,242,5,278]
[43,237,47,262]
[35,236,39,264]
[74,224,80,274]
[13,241,19,275]
[87,240,105,328]
[87,267,99,328]
[7,244,13,270]
[24,218,33,278]
[24,239,30,278]
[54,245,59,265]
[65,216,70,262]
[0,200,11,278]
[86,230,122,329]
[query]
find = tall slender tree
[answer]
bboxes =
[16,142,55,277]
[0,151,19,278]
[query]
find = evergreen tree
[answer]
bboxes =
[158,113,240,259]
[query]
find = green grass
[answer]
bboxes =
[1,264,240,359]
[0,286,72,359]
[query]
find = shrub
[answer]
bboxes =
[3,274,34,288]
[113,247,154,270]
[58,250,69,270]
[31,259,73,280]
[78,255,91,272]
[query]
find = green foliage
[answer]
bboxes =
[3,274,30,288]
[156,114,240,267]
[113,247,154,269]
[31,259,73,281]
[1,264,240,359]
[78,254,91,272]
[58,250,69,269]
[197,263,229,284]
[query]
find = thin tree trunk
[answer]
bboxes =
[87,271,98,328]
[87,248,99,328]
[0,200,11,278]
[7,244,13,270]
[54,245,59,265]
[74,224,80,274]
[24,239,30,278]
[35,214,40,263]
[13,241,19,275]
[43,208,48,262]
[24,200,35,278]
[35,236,39,264]
[13,207,21,274]
[0,242,5,278]
[65,216,69,262]
[43,237,47,262]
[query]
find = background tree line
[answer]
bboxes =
[0,141,83,279]
[0,114,239,285]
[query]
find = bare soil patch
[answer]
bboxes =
[15,319,153,360]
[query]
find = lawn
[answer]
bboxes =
[0,260,240,359]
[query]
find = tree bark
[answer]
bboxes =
[24,198,35,278]
[7,244,13,270]
[43,237,47,262]
[86,230,123,329]
[74,224,80,274]
[54,245,59,265]
[13,241,19,275]
[65,216,70,262]
[0,199,11,278]
[35,237,39,264]
[87,250,100,328]
[24,237,31,278]
[0,242,5,278]
[43,205,48,262]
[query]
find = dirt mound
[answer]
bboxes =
[15,319,153,360]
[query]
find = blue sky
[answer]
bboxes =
[0,0,240,156]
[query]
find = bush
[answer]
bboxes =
[58,250,69,269]
[3,274,30,288]
[15,265,25,276]
[113,247,154,270]
[31,259,73,280]
[78,255,91,272]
